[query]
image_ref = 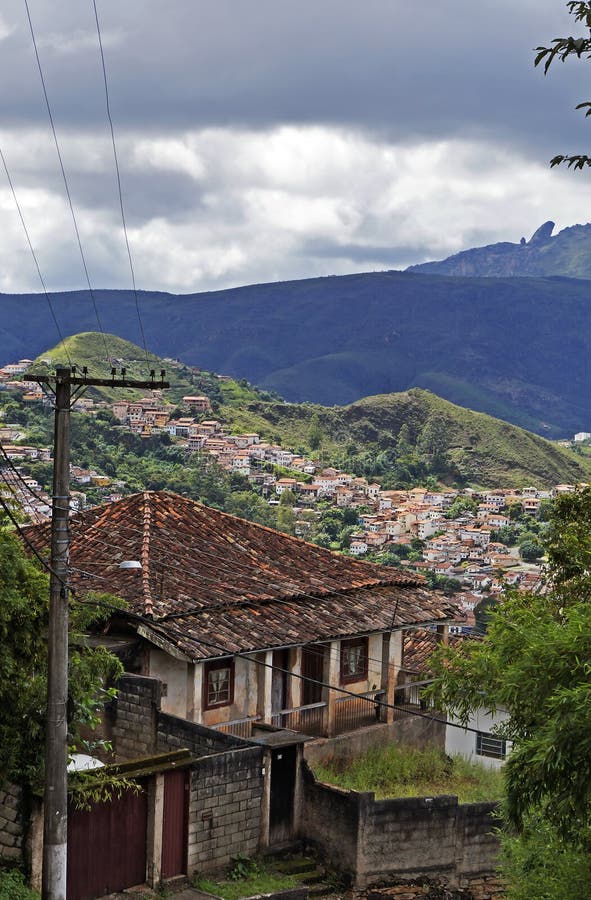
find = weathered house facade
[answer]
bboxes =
[28,491,457,742]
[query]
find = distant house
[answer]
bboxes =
[275,477,298,495]
[182,395,211,412]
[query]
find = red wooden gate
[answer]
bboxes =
[67,783,148,900]
[161,769,189,879]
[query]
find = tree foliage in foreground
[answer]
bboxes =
[428,489,591,896]
[535,2,591,169]
[0,529,123,788]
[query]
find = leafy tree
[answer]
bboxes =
[0,529,122,788]
[491,525,518,546]
[428,489,591,896]
[518,539,544,562]
[308,413,323,451]
[275,504,296,535]
[396,423,412,454]
[535,2,591,169]
[224,491,274,527]
[425,571,463,596]
[418,415,450,464]
[445,496,478,519]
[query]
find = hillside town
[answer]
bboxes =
[0,357,571,634]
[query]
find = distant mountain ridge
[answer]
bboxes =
[406,221,591,278]
[3,266,591,437]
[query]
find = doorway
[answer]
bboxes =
[268,744,297,845]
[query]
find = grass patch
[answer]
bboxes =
[195,864,298,900]
[313,745,504,803]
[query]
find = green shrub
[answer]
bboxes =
[0,870,39,900]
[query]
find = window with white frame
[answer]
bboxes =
[475,731,506,760]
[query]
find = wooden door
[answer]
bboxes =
[67,783,148,900]
[161,769,189,879]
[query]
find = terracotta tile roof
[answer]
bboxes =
[25,490,458,661]
[402,627,468,675]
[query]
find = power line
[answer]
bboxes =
[91,0,150,366]
[23,0,111,360]
[47,572,485,739]
[0,146,72,366]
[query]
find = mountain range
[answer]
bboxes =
[4,222,591,438]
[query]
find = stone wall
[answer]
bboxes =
[0,782,23,864]
[302,767,500,890]
[188,746,265,875]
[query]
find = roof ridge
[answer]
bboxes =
[141,491,155,617]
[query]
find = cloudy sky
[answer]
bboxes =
[1,0,590,294]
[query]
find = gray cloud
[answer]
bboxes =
[1,1,591,294]
[0,1,587,150]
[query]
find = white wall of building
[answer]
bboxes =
[445,708,511,770]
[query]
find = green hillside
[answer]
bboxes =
[221,389,591,489]
[30,332,269,406]
[29,333,591,489]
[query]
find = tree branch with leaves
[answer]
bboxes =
[535,1,591,168]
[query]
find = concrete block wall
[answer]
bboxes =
[300,767,361,883]
[455,802,503,878]
[157,712,246,757]
[362,795,462,880]
[111,674,161,759]
[0,782,23,863]
[188,746,264,875]
[302,766,500,889]
[304,716,445,769]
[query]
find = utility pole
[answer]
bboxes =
[31,364,169,900]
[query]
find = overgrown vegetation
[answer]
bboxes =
[313,746,504,803]
[428,488,591,898]
[499,812,591,900]
[0,526,123,789]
